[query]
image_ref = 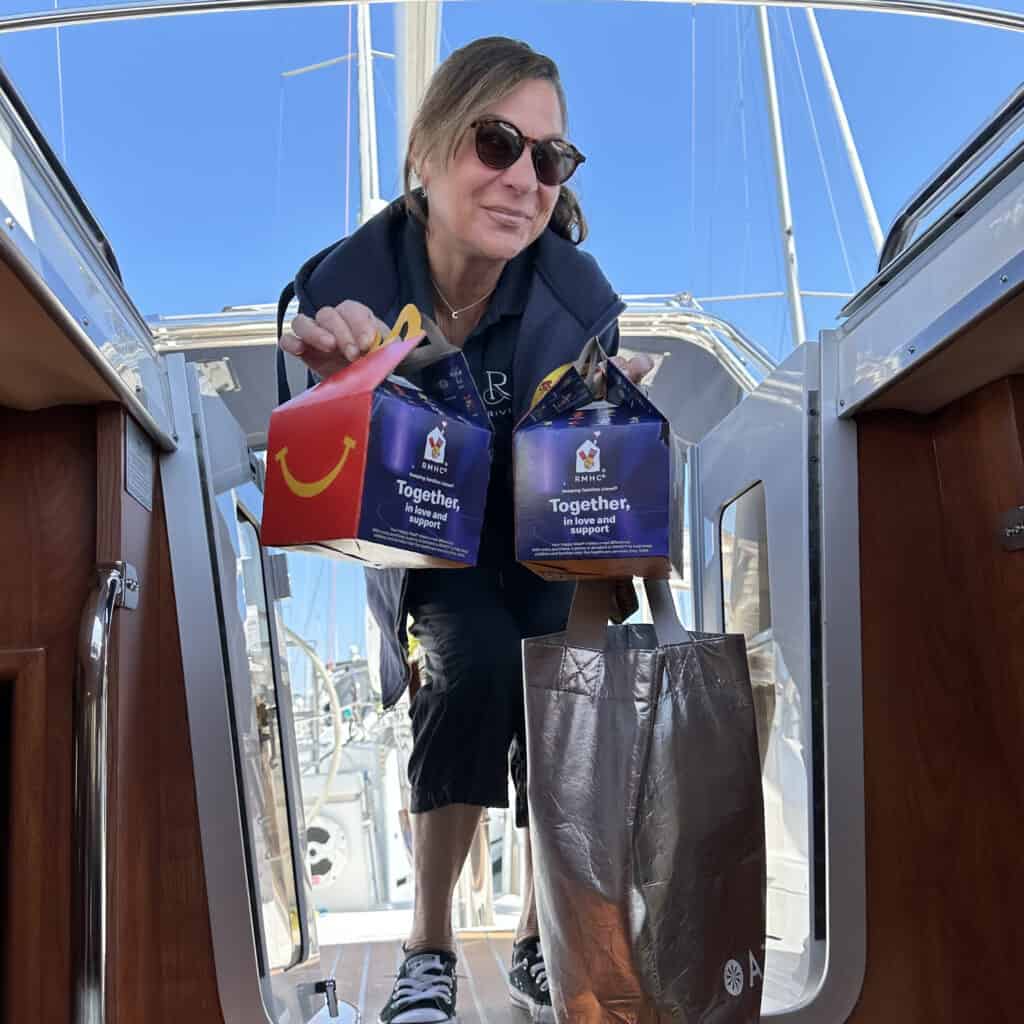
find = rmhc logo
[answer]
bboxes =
[576,434,601,474]
[423,424,448,468]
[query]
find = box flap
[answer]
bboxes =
[284,333,425,409]
[518,364,595,427]
[416,351,492,429]
[517,340,664,429]
[604,358,666,421]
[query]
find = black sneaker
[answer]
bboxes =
[379,949,458,1024]
[508,937,554,1023]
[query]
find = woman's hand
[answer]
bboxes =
[279,299,392,380]
[608,353,655,386]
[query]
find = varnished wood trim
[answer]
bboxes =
[853,376,1024,1022]
[96,404,126,565]
[0,403,96,1024]
[0,648,48,1022]
[95,403,126,1019]
[108,473,226,1023]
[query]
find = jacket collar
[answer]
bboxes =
[295,196,621,335]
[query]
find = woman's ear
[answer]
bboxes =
[416,157,432,193]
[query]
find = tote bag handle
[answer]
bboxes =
[566,579,692,649]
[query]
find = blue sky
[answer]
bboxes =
[2,0,1022,347]
[2,0,1022,669]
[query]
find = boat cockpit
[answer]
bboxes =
[1,9,1022,1024]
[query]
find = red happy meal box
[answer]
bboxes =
[262,308,493,568]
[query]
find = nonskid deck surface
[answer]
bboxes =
[302,929,804,1019]
[318,931,522,1024]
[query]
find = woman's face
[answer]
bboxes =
[420,78,565,263]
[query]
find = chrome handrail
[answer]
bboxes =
[0,64,121,281]
[2,0,1024,36]
[73,561,137,1024]
[878,82,1024,270]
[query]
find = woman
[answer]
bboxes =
[278,36,651,1024]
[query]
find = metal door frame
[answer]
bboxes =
[696,339,866,1021]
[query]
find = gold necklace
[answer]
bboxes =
[431,275,493,321]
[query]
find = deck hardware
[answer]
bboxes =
[4,216,13,230]
[315,979,339,1017]
[73,561,138,1024]
[1000,506,1024,551]
[1001,274,1009,284]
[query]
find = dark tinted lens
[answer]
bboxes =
[475,122,522,171]
[533,140,581,186]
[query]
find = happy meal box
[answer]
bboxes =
[262,306,493,568]
[514,338,685,580]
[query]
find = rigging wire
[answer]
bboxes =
[708,8,717,299]
[758,9,793,353]
[54,2,67,163]
[344,2,353,234]
[689,3,697,285]
[784,7,857,291]
[374,58,398,197]
[274,75,285,231]
[735,7,753,295]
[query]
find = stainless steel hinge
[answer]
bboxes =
[97,560,139,610]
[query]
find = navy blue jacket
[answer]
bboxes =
[276,197,625,708]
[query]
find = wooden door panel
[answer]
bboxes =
[1,649,48,1023]
[0,404,96,1024]
[96,408,226,1024]
[854,376,1024,1022]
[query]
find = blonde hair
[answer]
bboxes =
[403,36,587,245]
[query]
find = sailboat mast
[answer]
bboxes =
[804,9,884,255]
[395,0,442,184]
[357,1,382,223]
[757,6,807,347]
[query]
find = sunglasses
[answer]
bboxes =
[471,118,586,187]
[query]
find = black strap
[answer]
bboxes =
[644,578,691,645]
[275,280,297,406]
[275,237,343,406]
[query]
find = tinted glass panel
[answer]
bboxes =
[721,483,812,1009]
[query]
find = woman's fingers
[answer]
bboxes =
[604,354,654,385]
[314,306,360,362]
[337,299,385,353]
[281,300,414,380]
[289,312,335,352]
[626,353,654,383]
[279,330,305,356]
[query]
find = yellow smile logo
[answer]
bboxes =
[275,436,358,498]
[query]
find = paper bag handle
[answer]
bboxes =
[397,316,465,373]
[566,578,692,650]
[366,303,423,353]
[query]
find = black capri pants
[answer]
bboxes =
[405,561,574,827]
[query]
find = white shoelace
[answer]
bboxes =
[516,945,548,993]
[391,954,454,1010]
[530,956,549,993]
